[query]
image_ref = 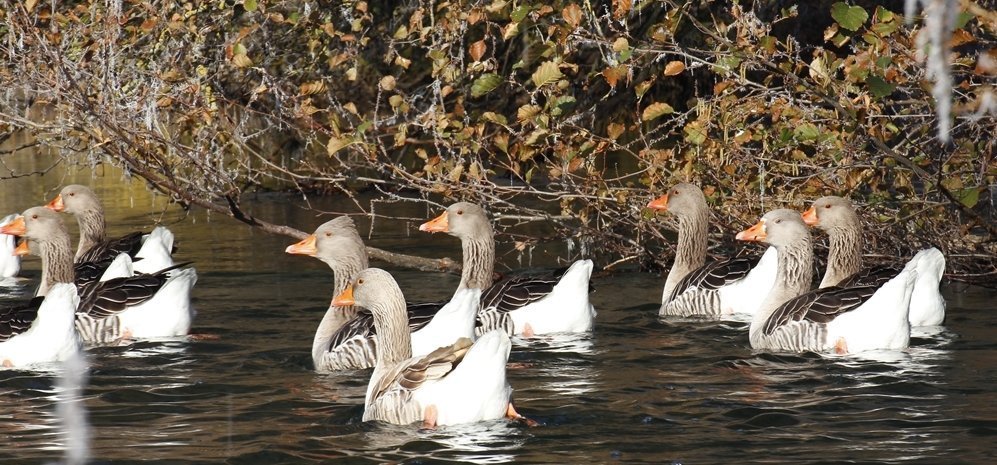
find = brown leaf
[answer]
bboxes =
[602,66,626,88]
[613,0,632,20]
[663,60,685,76]
[299,80,327,95]
[469,40,487,62]
[379,75,396,91]
[562,3,582,28]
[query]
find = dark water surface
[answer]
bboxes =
[1,159,995,464]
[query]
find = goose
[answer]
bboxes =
[802,196,946,326]
[735,209,916,354]
[46,184,176,284]
[0,283,81,368]
[647,183,777,318]
[420,202,595,337]
[1,214,20,278]
[1,207,196,345]
[285,217,479,371]
[331,268,527,427]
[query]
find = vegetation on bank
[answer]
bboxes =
[0,1,994,282]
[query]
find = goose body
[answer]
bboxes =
[648,184,776,318]
[803,196,946,326]
[0,283,81,367]
[737,209,915,354]
[286,217,477,371]
[4,207,195,345]
[0,214,20,279]
[332,268,517,426]
[420,202,595,337]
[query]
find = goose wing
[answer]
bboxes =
[369,337,473,406]
[480,266,577,313]
[763,285,880,336]
[77,231,145,265]
[666,257,755,303]
[835,264,898,289]
[325,302,444,352]
[0,296,45,342]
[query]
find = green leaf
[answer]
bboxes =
[794,123,819,141]
[955,187,980,208]
[510,5,532,23]
[531,61,562,88]
[683,121,707,145]
[955,11,975,29]
[641,102,674,121]
[471,73,502,97]
[867,75,896,98]
[831,2,868,31]
[244,0,257,12]
[550,95,577,116]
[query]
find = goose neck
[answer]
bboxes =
[822,224,863,287]
[750,237,814,339]
[459,235,495,290]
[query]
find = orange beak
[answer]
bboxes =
[0,216,26,236]
[647,194,669,211]
[14,240,30,256]
[331,284,355,307]
[46,194,65,212]
[736,220,767,242]
[801,206,818,226]
[285,234,318,256]
[419,211,449,233]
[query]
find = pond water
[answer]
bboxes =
[1,154,995,464]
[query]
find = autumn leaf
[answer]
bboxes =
[641,102,674,121]
[607,122,625,140]
[232,53,253,68]
[379,75,396,91]
[469,40,487,62]
[602,66,627,88]
[299,80,327,96]
[663,61,685,76]
[517,104,541,121]
[327,136,352,155]
[531,61,563,88]
[562,3,582,29]
[613,0,632,20]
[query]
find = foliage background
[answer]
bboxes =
[1,0,994,282]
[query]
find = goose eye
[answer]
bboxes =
[31,214,38,219]
[69,192,75,196]
[325,232,332,237]
[456,210,463,215]
[775,219,782,224]
[357,278,364,285]
[672,190,679,195]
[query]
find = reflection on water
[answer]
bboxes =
[0,149,995,463]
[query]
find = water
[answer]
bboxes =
[1,155,995,463]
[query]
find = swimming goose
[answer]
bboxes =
[1,214,20,278]
[735,209,915,354]
[285,217,478,371]
[332,268,524,426]
[802,196,946,326]
[0,283,81,368]
[420,202,595,337]
[647,183,776,318]
[46,185,176,284]
[1,207,196,344]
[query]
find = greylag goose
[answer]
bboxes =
[0,283,81,367]
[0,214,20,278]
[332,268,526,426]
[735,209,916,354]
[420,202,595,337]
[647,183,776,318]
[802,196,946,326]
[46,184,176,283]
[285,217,479,371]
[1,207,196,344]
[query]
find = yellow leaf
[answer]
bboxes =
[613,0,632,20]
[517,104,541,121]
[642,102,674,121]
[663,60,685,76]
[327,136,351,155]
[602,66,626,88]
[299,81,327,96]
[607,122,625,140]
[25,0,38,12]
[469,40,487,62]
[231,54,253,68]
[395,55,412,69]
[379,75,396,91]
[612,37,629,52]
[531,61,562,87]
